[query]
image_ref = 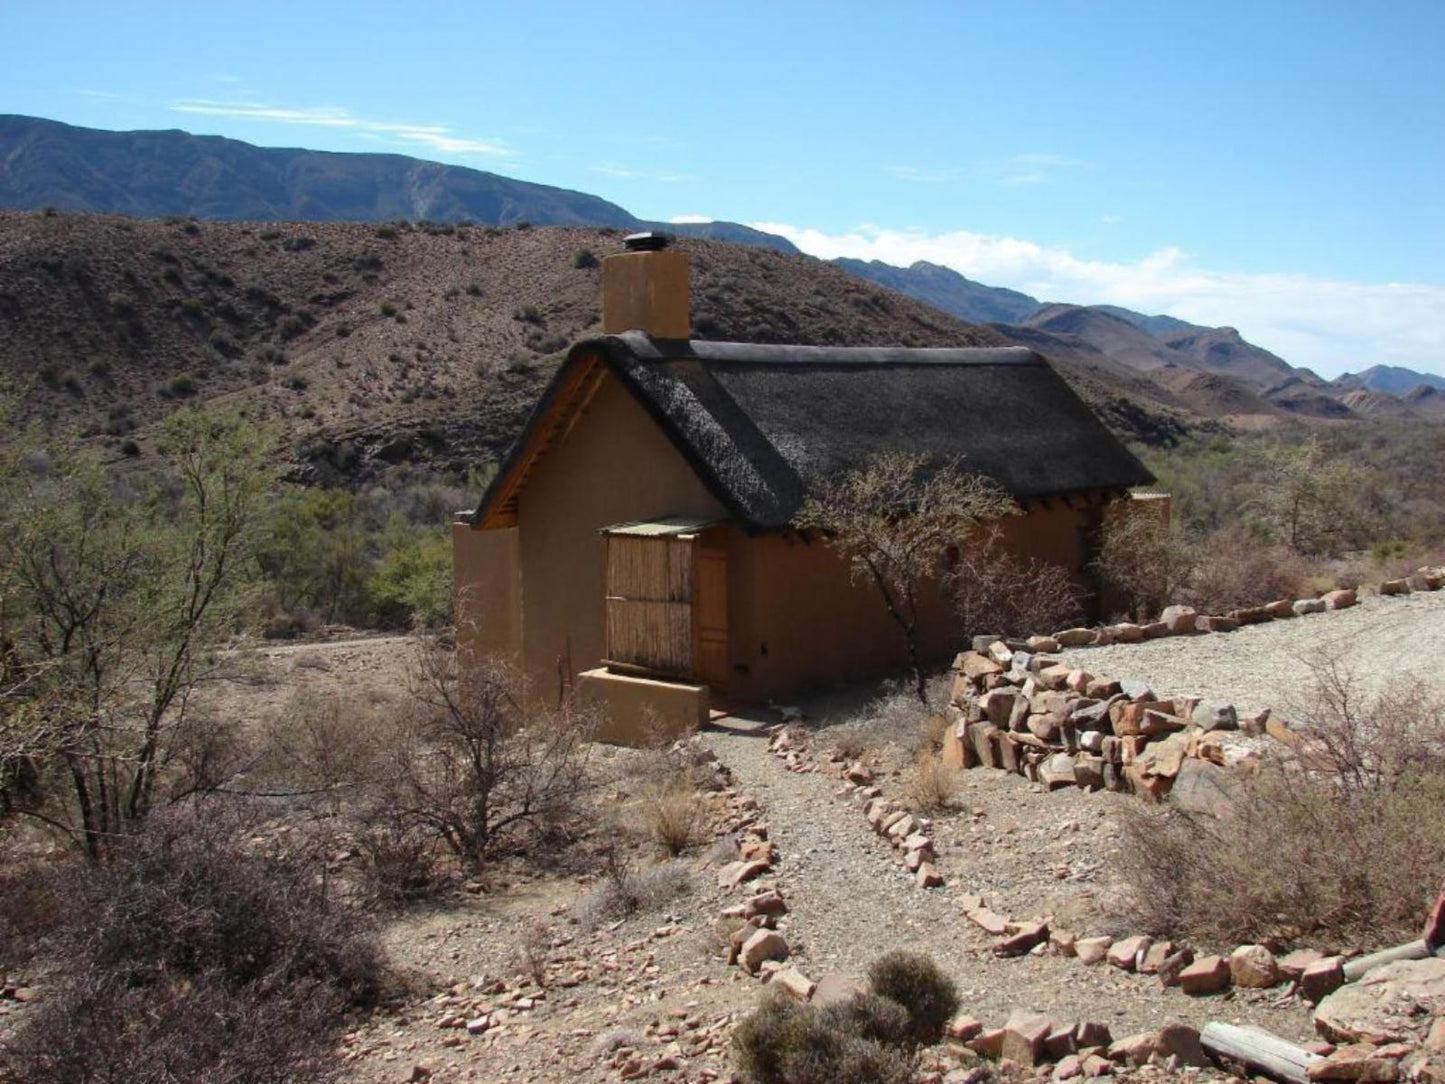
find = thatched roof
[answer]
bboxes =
[473,332,1154,531]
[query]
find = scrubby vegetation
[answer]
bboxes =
[1120,660,1445,947]
[1096,427,1445,620]
[798,451,1016,700]
[0,807,386,1083]
[258,481,459,631]
[733,950,958,1083]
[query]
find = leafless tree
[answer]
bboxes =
[796,452,1016,701]
[383,635,596,868]
[948,523,1084,639]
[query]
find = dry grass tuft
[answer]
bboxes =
[829,725,875,762]
[574,841,692,928]
[907,753,958,813]
[640,776,706,856]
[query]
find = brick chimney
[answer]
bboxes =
[601,232,689,339]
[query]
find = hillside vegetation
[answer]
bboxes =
[0,209,1199,482]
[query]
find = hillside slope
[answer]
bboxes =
[1336,364,1445,394]
[1162,326,1297,388]
[0,114,643,226]
[834,258,1041,324]
[14,210,1186,483]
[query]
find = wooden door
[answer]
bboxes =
[604,535,693,677]
[692,539,729,689]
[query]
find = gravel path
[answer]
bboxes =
[1060,590,1445,715]
[702,718,1315,1041]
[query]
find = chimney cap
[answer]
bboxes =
[623,230,673,252]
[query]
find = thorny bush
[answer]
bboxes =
[0,806,386,1084]
[1120,657,1445,946]
[380,636,596,868]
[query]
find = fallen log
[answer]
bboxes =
[1341,938,1432,982]
[1200,1022,1321,1084]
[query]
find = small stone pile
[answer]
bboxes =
[1310,955,1445,1084]
[713,790,777,890]
[708,783,804,989]
[765,723,823,774]
[588,1010,739,1081]
[941,635,1273,802]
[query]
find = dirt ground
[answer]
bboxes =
[9,593,1435,1083]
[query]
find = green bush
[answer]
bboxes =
[866,951,959,1047]
[817,992,912,1048]
[367,517,452,627]
[159,373,198,398]
[573,248,599,270]
[733,994,811,1084]
[733,991,915,1084]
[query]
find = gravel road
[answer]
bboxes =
[702,717,1315,1041]
[1060,590,1445,715]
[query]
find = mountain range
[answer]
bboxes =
[1,114,1440,426]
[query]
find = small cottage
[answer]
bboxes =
[453,235,1155,741]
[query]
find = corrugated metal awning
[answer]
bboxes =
[600,516,726,538]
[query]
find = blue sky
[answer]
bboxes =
[6,1,1444,377]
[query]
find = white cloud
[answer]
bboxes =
[590,162,691,183]
[169,99,513,157]
[992,152,1082,187]
[886,165,964,184]
[747,221,1445,378]
[669,214,713,224]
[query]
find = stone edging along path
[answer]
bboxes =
[1043,565,1443,650]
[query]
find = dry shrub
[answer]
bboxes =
[260,689,392,809]
[354,804,443,908]
[641,776,705,856]
[514,922,551,988]
[1184,530,1307,612]
[5,970,344,1084]
[907,753,958,813]
[829,682,953,767]
[922,712,949,752]
[1120,660,1445,946]
[1094,511,1197,621]
[950,524,1084,638]
[0,862,60,969]
[829,724,875,762]
[817,992,912,1048]
[866,950,959,1047]
[0,806,385,1083]
[733,992,914,1084]
[575,841,691,927]
[733,950,957,1083]
[381,640,595,867]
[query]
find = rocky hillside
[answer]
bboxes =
[7,116,1439,426]
[14,210,1173,484]
[1335,364,1445,394]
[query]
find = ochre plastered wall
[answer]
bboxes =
[451,522,520,663]
[719,500,1104,702]
[515,374,725,705]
